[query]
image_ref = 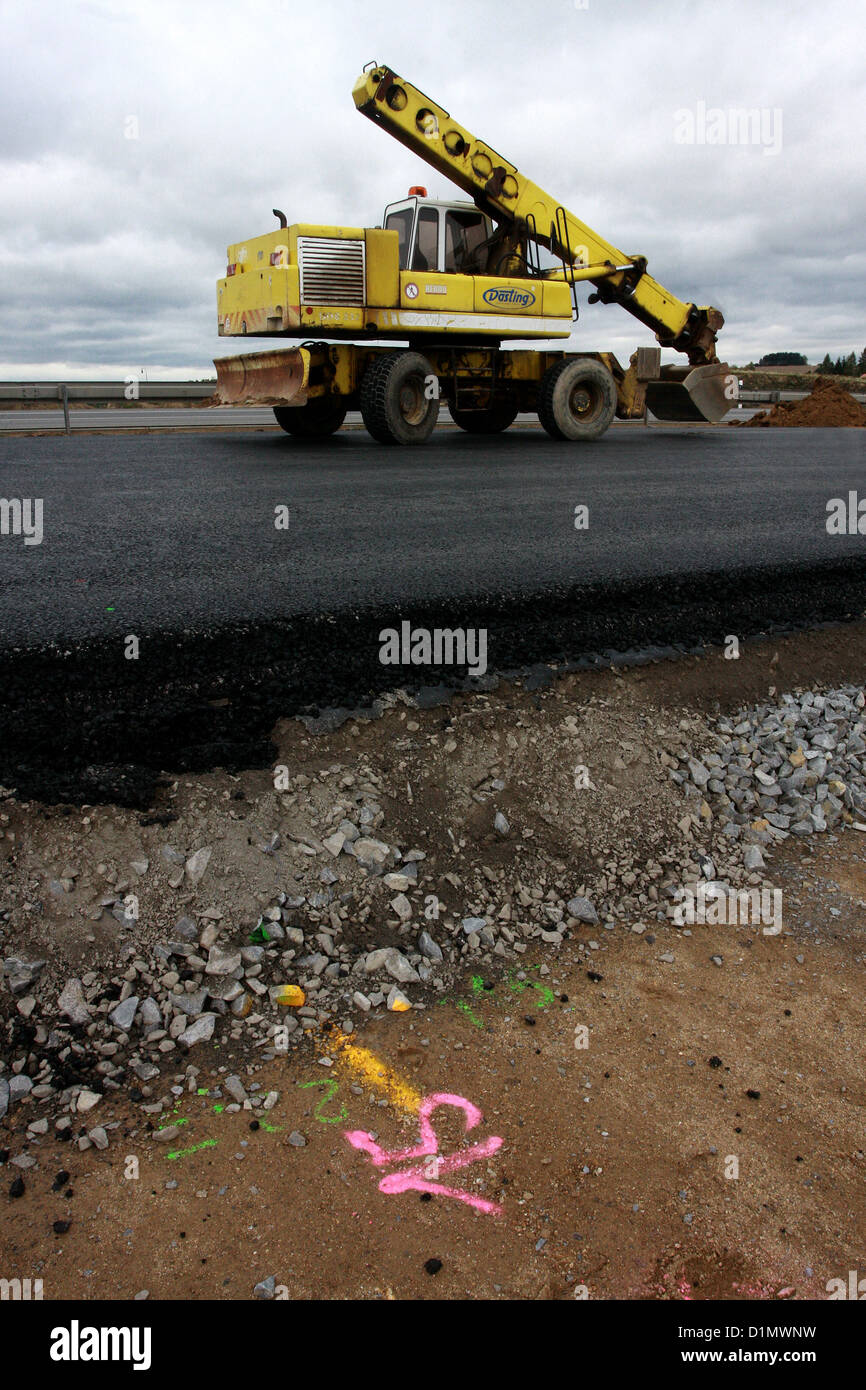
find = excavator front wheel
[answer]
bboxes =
[273,397,347,438]
[448,399,519,434]
[538,358,616,442]
[360,351,439,445]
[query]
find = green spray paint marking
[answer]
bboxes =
[455,1000,485,1029]
[259,1121,284,1133]
[506,966,554,1010]
[299,1077,348,1124]
[166,1138,218,1161]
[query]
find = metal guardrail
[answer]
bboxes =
[0,383,863,408]
[0,381,216,401]
[735,389,866,404]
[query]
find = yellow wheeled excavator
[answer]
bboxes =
[213,61,732,443]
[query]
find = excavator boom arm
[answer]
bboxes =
[353,64,722,364]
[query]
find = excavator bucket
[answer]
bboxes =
[212,347,311,406]
[644,362,734,423]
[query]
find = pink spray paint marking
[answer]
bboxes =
[344,1091,503,1215]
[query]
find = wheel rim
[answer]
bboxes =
[569,381,603,423]
[398,374,427,426]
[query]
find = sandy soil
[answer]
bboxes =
[3,629,866,1301]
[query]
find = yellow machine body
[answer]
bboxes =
[213,62,731,430]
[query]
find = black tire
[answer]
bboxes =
[448,399,519,434]
[273,396,347,438]
[360,351,439,445]
[537,358,616,441]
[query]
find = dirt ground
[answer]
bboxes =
[740,376,866,427]
[3,628,866,1301]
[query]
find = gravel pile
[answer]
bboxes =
[0,762,602,1138]
[674,685,866,842]
[4,680,866,1143]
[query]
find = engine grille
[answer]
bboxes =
[297,236,366,306]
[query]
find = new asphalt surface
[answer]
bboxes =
[1,423,865,803]
[2,424,865,644]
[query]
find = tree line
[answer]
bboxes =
[816,349,866,377]
[739,350,866,375]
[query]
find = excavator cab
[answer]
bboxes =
[383,194,496,275]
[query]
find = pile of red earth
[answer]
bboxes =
[741,375,866,427]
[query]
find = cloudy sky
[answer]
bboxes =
[2,0,863,378]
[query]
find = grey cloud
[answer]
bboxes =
[0,0,863,377]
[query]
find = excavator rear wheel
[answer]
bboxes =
[448,399,519,434]
[273,397,347,438]
[537,358,616,441]
[360,351,439,445]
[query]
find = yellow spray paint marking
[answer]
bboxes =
[328,1030,421,1116]
[275,984,305,1007]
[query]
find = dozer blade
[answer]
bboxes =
[212,347,311,406]
[644,362,733,423]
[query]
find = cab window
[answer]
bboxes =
[384,208,414,270]
[444,210,488,272]
[412,207,440,272]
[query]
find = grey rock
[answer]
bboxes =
[205,946,242,976]
[389,893,413,922]
[461,916,487,935]
[364,948,391,974]
[566,897,599,925]
[383,872,411,891]
[206,978,244,1001]
[288,1131,306,1147]
[140,997,163,1030]
[109,995,140,1031]
[178,1013,216,1048]
[254,1275,277,1300]
[3,957,46,995]
[418,931,443,961]
[9,1074,33,1102]
[688,759,711,787]
[58,977,91,1024]
[351,837,390,865]
[185,846,212,886]
[384,950,420,984]
[172,990,207,1018]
